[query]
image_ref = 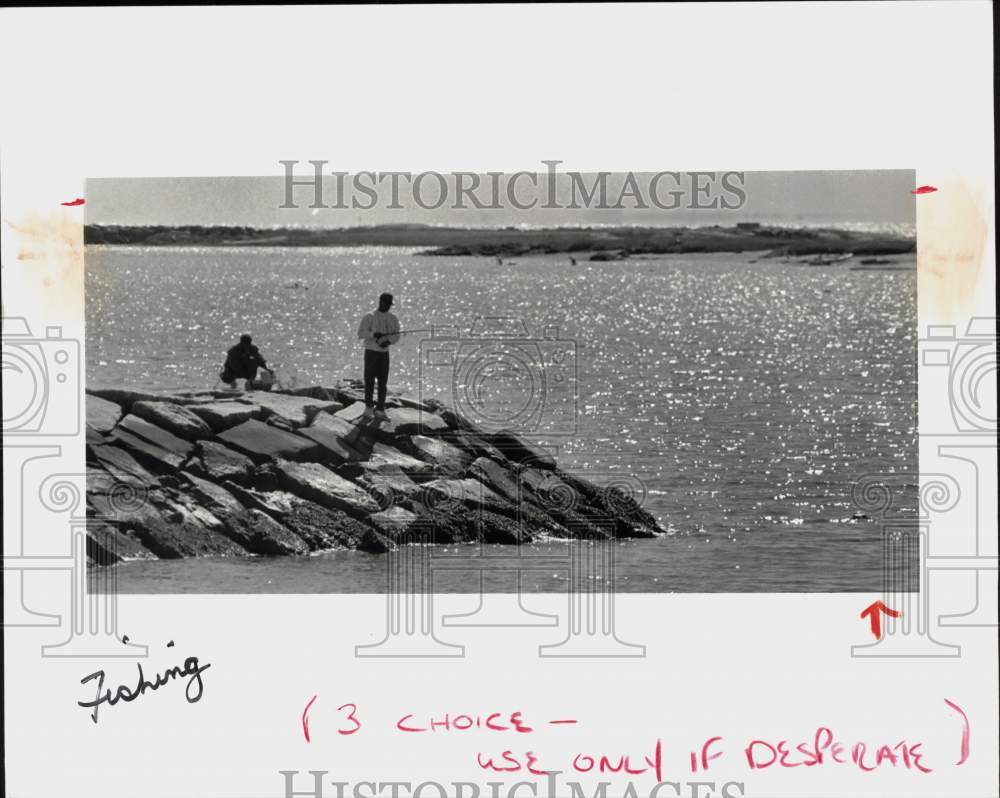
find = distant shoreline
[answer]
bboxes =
[84,223,915,260]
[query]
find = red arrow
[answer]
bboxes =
[61,197,85,206]
[911,185,938,195]
[860,600,901,639]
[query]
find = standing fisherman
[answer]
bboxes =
[357,292,401,420]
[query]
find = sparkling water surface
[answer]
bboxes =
[86,246,917,592]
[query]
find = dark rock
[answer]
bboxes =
[474,509,534,544]
[81,382,658,554]
[89,443,158,487]
[153,489,235,537]
[555,470,662,538]
[246,462,283,492]
[191,440,256,484]
[132,400,213,441]
[172,389,245,400]
[85,521,156,564]
[514,467,608,538]
[272,459,380,518]
[87,387,164,412]
[517,465,567,498]
[359,528,391,554]
[334,402,369,424]
[518,466,659,538]
[298,413,366,464]
[388,394,440,414]
[406,501,472,543]
[89,490,247,559]
[443,429,509,462]
[239,392,341,427]
[282,385,341,401]
[243,508,314,553]
[466,457,569,535]
[86,464,118,496]
[218,419,324,462]
[166,392,221,404]
[106,429,186,473]
[116,414,195,458]
[409,435,473,476]
[436,406,477,431]
[468,457,523,504]
[265,415,298,433]
[187,401,264,432]
[221,484,382,552]
[549,508,615,539]
[332,389,405,409]
[383,406,450,435]
[517,466,597,519]
[180,472,308,555]
[366,442,439,477]
[366,506,427,543]
[86,395,122,433]
[413,478,510,517]
[356,465,422,510]
[410,500,532,545]
[488,430,557,469]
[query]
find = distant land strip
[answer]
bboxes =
[83,223,915,259]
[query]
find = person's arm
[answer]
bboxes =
[251,345,267,369]
[384,315,401,346]
[358,314,377,345]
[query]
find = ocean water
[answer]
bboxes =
[85,246,918,592]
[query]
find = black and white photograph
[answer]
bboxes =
[83,169,918,593]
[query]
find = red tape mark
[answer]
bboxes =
[302,694,318,743]
[912,186,938,195]
[60,198,85,206]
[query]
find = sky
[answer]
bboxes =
[86,169,916,231]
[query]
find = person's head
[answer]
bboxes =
[378,293,394,312]
[240,333,252,347]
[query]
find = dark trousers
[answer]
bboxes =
[364,349,390,409]
[221,364,258,384]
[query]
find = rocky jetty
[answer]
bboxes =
[85,383,664,565]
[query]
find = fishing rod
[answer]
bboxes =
[373,328,440,340]
[393,328,437,336]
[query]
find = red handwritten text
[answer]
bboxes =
[745,728,931,773]
[398,711,533,733]
[572,740,663,782]
[477,750,550,775]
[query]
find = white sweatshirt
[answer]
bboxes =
[358,310,401,352]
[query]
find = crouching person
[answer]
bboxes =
[220,333,271,391]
